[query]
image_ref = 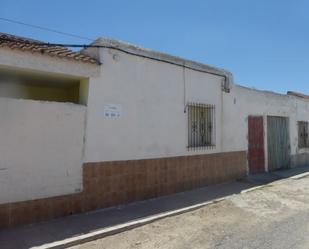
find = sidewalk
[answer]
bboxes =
[244,165,309,184]
[1,165,308,249]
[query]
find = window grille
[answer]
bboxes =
[298,121,309,148]
[187,103,215,149]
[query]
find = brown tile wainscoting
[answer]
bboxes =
[0,151,247,228]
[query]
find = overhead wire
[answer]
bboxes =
[0,17,94,41]
[0,36,228,84]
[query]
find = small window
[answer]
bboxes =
[298,121,309,148]
[187,103,215,149]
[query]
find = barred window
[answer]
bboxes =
[298,121,309,148]
[187,103,215,149]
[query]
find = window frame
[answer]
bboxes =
[298,121,309,149]
[187,103,216,150]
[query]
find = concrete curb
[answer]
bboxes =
[33,197,226,249]
[240,171,309,194]
[290,172,309,180]
[240,178,289,194]
[33,171,309,249]
[240,185,269,194]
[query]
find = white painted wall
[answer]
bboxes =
[84,48,224,162]
[222,84,309,170]
[0,48,99,78]
[3,40,309,205]
[0,98,86,204]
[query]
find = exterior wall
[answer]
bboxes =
[223,84,309,171]
[0,97,86,204]
[0,151,246,228]
[0,46,249,229]
[291,98,309,167]
[2,43,309,229]
[84,48,224,163]
[82,151,246,208]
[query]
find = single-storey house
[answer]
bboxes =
[0,32,309,228]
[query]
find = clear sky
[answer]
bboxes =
[1,0,309,94]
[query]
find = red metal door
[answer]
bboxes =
[248,116,265,173]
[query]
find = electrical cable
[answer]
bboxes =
[0,36,229,85]
[0,17,93,41]
[0,17,230,90]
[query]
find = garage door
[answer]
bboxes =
[267,116,290,171]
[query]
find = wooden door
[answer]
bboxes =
[248,116,265,173]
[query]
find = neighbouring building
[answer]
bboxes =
[0,32,309,228]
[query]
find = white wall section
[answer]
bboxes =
[0,98,86,204]
[2,36,309,205]
[223,84,309,169]
[84,48,223,162]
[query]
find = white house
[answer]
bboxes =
[0,32,308,228]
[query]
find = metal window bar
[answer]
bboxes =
[187,103,215,150]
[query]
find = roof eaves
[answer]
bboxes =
[0,32,100,65]
[88,37,233,92]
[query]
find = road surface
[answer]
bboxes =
[69,175,309,249]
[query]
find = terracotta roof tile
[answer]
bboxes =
[0,32,99,65]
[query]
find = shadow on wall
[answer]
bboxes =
[0,69,89,105]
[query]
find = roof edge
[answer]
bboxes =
[0,32,100,65]
[89,37,233,92]
[287,91,309,100]
[234,84,309,102]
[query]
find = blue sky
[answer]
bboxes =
[1,0,309,94]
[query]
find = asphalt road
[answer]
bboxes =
[69,176,309,249]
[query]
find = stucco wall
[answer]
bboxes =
[0,97,86,204]
[84,48,224,162]
[222,84,309,170]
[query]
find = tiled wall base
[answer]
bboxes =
[0,151,247,228]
